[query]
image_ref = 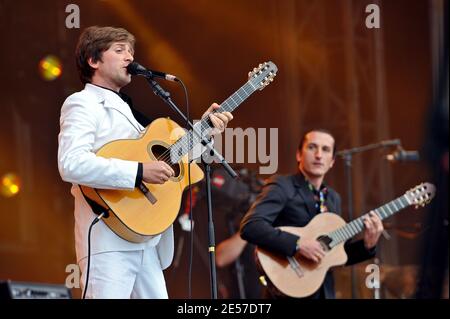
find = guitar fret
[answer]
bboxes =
[333,232,341,244]
[343,228,351,241]
[378,206,388,219]
[396,197,406,209]
[356,218,364,228]
[385,204,394,216]
[243,86,252,95]
[230,95,238,105]
[341,227,350,239]
[222,102,232,112]
[338,230,344,242]
[391,200,399,211]
[373,208,383,219]
[248,81,257,90]
[353,222,361,234]
[354,221,362,233]
[335,230,342,242]
[340,230,347,243]
[400,196,409,207]
[348,223,357,236]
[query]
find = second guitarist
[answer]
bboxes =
[240,129,384,299]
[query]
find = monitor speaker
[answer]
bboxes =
[0,280,72,299]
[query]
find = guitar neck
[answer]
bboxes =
[196,81,257,131]
[329,194,411,245]
[170,81,257,163]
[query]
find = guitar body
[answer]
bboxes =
[81,117,204,243]
[256,213,348,298]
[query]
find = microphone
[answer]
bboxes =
[380,139,401,147]
[386,149,420,162]
[126,61,178,81]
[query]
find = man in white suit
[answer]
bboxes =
[58,26,233,298]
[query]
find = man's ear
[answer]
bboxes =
[296,149,302,163]
[329,158,335,168]
[87,57,99,70]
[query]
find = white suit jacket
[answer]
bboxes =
[58,83,173,269]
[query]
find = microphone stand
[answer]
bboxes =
[335,139,400,299]
[145,77,238,299]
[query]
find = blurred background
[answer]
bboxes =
[0,0,447,299]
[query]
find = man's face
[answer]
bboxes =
[296,131,335,179]
[89,42,134,90]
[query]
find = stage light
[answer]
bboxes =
[1,173,21,197]
[39,55,62,81]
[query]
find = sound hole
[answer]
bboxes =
[151,144,181,177]
[317,235,332,251]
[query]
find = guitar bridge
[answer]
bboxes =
[138,183,157,204]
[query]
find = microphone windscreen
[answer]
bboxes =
[126,62,143,75]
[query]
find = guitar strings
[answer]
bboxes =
[153,114,216,165]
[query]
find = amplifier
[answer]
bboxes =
[0,280,72,299]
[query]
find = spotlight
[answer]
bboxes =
[1,173,21,197]
[39,55,62,81]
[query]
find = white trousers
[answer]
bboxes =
[78,247,168,299]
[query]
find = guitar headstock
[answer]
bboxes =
[248,61,278,91]
[405,182,436,208]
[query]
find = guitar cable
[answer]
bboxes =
[79,186,111,299]
[83,212,106,299]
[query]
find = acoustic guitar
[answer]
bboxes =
[81,62,278,243]
[256,182,435,298]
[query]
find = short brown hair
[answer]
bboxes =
[75,26,135,84]
[298,129,337,157]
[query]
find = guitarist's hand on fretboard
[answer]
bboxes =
[296,237,326,263]
[201,102,234,136]
[362,211,384,250]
